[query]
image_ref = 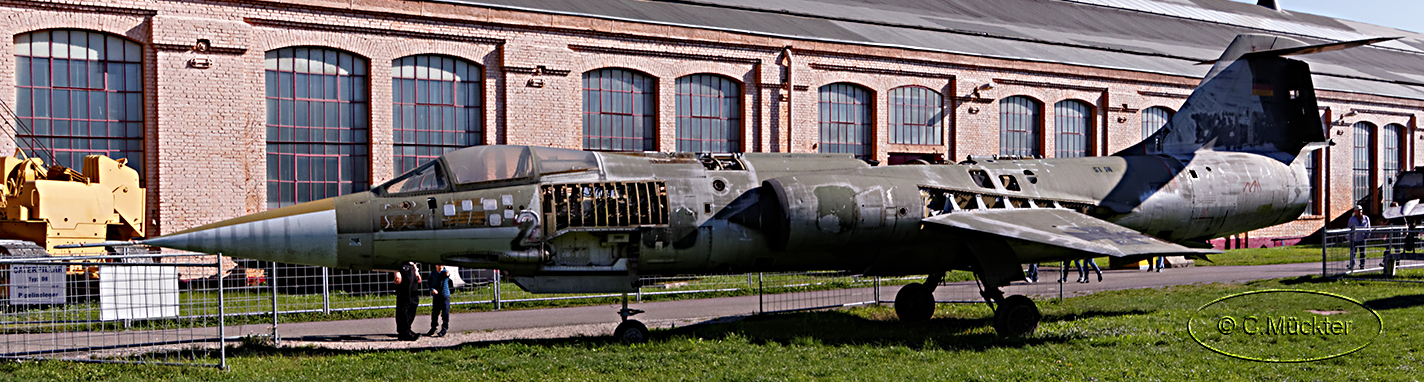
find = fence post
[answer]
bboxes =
[873,276,880,304]
[757,273,764,314]
[321,267,330,314]
[218,253,227,370]
[270,261,279,343]
[1323,229,1330,276]
[493,270,502,310]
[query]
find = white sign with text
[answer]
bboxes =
[8,264,66,305]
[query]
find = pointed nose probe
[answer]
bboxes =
[140,199,339,267]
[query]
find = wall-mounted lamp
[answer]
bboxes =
[971,83,995,99]
[1334,110,1358,125]
[187,58,212,69]
[526,78,545,88]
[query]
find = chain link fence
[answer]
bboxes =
[0,251,227,368]
[1323,225,1424,280]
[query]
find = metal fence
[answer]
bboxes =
[3,247,1070,368]
[1323,225,1424,280]
[0,251,227,368]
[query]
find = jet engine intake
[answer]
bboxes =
[760,175,923,251]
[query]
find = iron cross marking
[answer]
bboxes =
[1061,226,1151,245]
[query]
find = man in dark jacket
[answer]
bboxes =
[393,262,422,341]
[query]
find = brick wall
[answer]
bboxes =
[0,0,1419,244]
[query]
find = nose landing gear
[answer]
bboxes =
[613,292,649,343]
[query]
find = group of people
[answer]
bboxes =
[1024,255,1171,283]
[393,262,454,341]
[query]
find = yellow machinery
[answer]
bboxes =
[0,152,145,268]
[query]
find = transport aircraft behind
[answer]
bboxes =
[73,34,1392,342]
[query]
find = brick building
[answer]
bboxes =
[1,0,1421,248]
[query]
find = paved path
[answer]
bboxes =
[2,262,1328,354]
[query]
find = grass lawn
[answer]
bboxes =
[5,275,1421,381]
[1197,245,1326,267]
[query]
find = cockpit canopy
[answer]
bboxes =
[376,145,600,195]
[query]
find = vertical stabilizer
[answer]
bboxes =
[1116,34,1346,161]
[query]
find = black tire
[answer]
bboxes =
[894,283,936,323]
[614,320,649,343]
[993,295,1041,337]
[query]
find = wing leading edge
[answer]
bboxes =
[923,209,1222,258]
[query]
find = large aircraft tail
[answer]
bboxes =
[1115,34,1395,160]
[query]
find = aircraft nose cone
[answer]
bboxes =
[145,200,338,267]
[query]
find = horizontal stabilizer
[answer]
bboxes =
[1383,199,1424,220]
[922,209,1221,258]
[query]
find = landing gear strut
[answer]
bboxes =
[894,272,943,323]
[612,292,649,343]
[981,285,1040,337]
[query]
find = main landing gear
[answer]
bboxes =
[892,272,1041,337]
[613,292,649,343]
[894,273,942,323]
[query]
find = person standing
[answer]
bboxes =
[393,262,423,341]
[427,264,453,337]
[1075,258,1103,283]
[1348,206,1371,270]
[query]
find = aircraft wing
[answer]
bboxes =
[923,209,1222,258]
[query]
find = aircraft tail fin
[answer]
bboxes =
[1115,34,1396,160]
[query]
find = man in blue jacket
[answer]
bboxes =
[427,264,453,337]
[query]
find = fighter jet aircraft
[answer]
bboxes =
[74,34,1388,341]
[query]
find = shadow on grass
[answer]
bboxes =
[657,308,1151,351]
[1278,275,1340,285]
[1363,294,1424,311]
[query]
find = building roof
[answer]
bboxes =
[436,0,1424,102]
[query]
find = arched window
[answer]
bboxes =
[1352,122,1376,205]
[818,83,872,159]
[14,30,144,178]
[265,47,369,209]
[1304,151,1320,215]
[391,55,482,175]
[1054,100,1092,158]
[583,69,655,152]
[1142,106,1174,138]
[1383,123,1406,207]
[674,74,740,152]
[888,86,943,145]
[999,96,1042,157]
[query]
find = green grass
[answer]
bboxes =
[4,276,1421,381]
[1198,245,1325,267]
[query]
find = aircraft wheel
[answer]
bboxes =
[993,295,1040,337]
[894,283,935,323]
[614,320,650,344]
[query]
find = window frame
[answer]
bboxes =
[1141,106,1174,139]
[391,54,484,175]
[674,73,742,153]
[264,46,371,209]
[999,95,1043,157]
[582,68,657,152]
[817,82,874,159]
[13,29,146,181]
[887,85,944,146]
[1053,99,1093,158]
